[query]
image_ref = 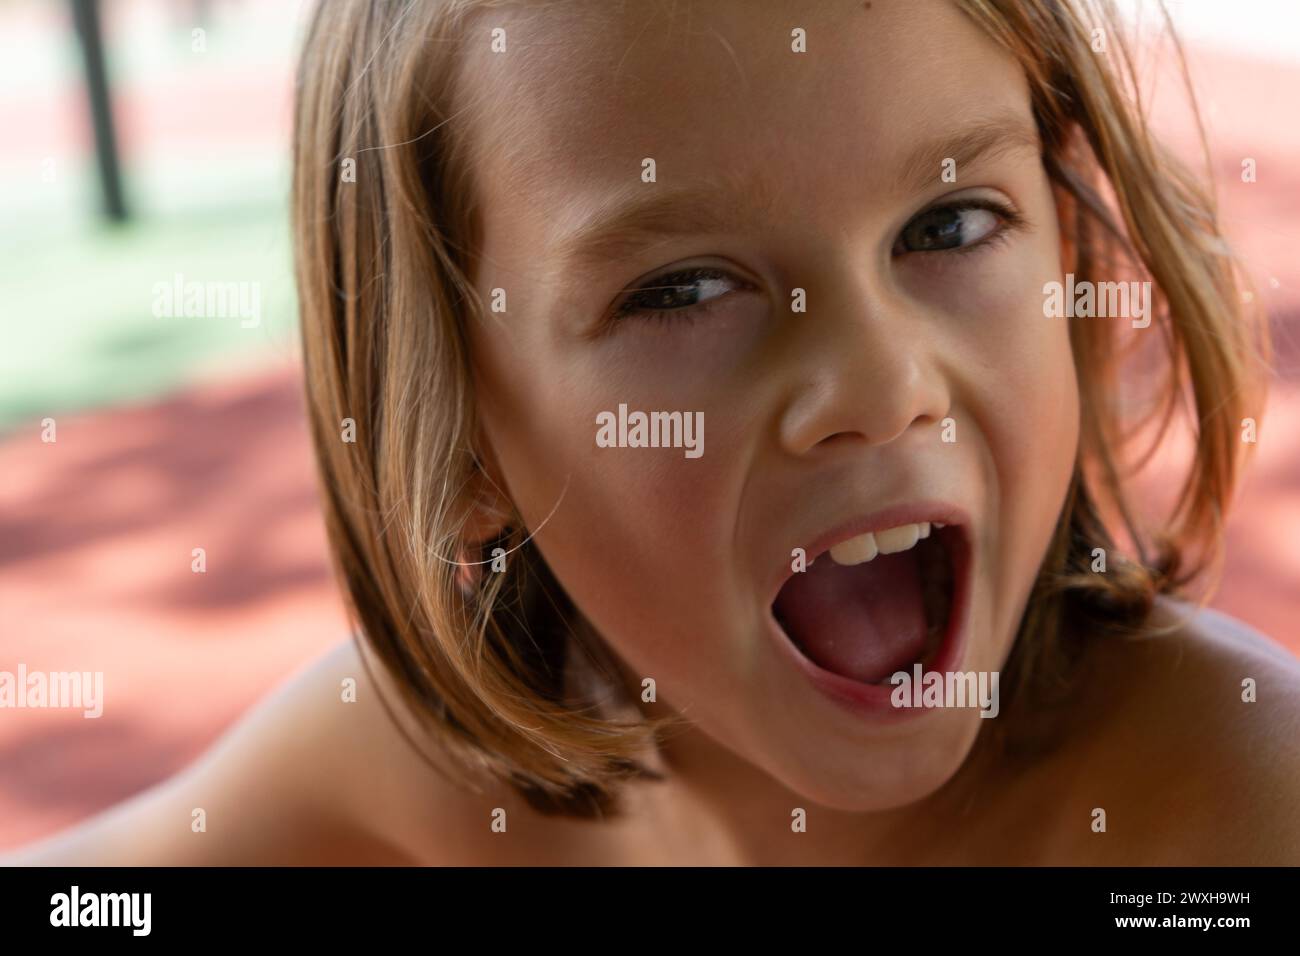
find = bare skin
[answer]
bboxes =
[6,0,1296,866]
[5,597,1298,866]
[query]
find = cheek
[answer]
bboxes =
[986,338,1078,666]
[1005,207,1081,484]
[936,225,1079,489]
[982,317,1079,569]
[942,251,1080,645]
[472,328,750,656]
[967,292,1080,488]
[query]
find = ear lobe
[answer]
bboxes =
[460,439,515,548]
[452,449,515,596]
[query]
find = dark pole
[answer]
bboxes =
[70,0,128,222]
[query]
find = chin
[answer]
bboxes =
[759,705,987,813]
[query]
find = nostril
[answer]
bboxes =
[812,431,869,451]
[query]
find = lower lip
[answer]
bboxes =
[766,529,973,722]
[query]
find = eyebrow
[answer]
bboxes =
[896,111,1043,195]
[549,168,781,278]
[550,112,1042,276]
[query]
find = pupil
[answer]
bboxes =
[927,212,961,245]
[657,282,696,308]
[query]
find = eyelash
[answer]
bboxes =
[608,198,1024,324]
[610,266,755,324]
[898,197,1025,259]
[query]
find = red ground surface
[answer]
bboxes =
[1,40,1297,850]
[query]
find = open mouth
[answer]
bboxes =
[772,521,961,686]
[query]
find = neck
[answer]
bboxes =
[643,711,1009,866]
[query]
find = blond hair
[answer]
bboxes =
[291,0,1269,816]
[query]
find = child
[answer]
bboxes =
[9,0,1298,865]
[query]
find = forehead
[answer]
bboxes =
[457,0,1032,270]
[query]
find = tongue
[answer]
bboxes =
[773,549,928,684]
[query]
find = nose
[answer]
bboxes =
[777,278,951,456]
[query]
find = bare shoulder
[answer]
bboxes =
[165,633,583,865]
[1064,597,1300,864]
[304,636,587,865]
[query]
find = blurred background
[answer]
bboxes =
[0,0,1297,850]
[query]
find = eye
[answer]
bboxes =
[893,200,1018,255]
[610,266,753,322]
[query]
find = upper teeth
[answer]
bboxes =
[828,522,931,566]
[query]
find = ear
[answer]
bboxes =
[460,436,515,549]
[450,436,516,596]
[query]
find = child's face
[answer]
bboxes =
[464,0,1079,810]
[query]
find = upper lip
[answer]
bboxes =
[767,499,972,605]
